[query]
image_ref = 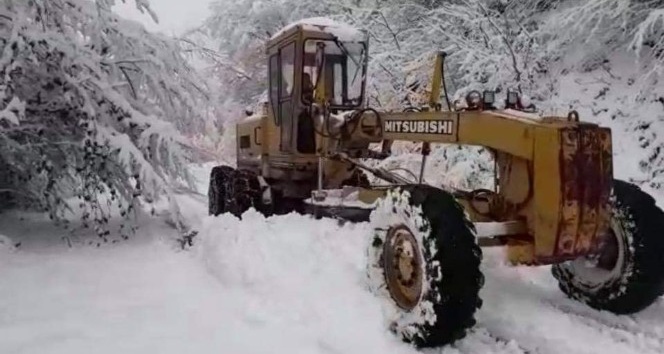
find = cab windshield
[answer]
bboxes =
[302,39,366,107]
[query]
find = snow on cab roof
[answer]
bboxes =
[270,17,365,42]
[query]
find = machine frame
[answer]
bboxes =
[236,23,613,266]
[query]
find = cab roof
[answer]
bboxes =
[269,17,365,44]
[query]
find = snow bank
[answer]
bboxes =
[194,210,419,353]
[270,17,365,41]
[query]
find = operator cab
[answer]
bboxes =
[266,18,368,154]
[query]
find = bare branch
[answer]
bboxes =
[374,11,401,50]
[477,2,523,91]
[119,66,137,99]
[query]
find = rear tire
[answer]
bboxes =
[367,185,483,348]
[552,179,664,314]
[208,165,235,216]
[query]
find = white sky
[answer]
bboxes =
[113,0,214,35]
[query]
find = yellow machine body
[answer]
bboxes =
[234,22,614,265]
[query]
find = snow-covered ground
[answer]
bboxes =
[1,163,664,354]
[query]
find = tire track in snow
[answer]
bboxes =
[461,327,535,354]
[470,249,664,354]
[543,300,664,354]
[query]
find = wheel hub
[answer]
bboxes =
[594,229,619,271]
[567,218,624,289]
[383,225,423,310]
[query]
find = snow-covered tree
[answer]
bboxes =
[187,0,335,109]
[0,0,210,238]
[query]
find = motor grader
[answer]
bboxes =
[208,18,664,348]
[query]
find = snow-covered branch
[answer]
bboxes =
[0,0,212,237]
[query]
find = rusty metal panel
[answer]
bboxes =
[529,124,613,265]
[550,126,613,262]
[597,128,613,240]
[574,128,600,254]
[557,129,581,257]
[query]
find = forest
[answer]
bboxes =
[1,0,663,228]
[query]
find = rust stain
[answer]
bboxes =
[552,126,612,260]
[557,129,580,256]
[575,127,601,254]
[597,128,613,242]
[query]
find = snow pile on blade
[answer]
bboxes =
[196,210,369,290]
[191,207,664,354]
[193,209,419,352]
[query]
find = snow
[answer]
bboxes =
[1,163,663,354]
[0,231,232,354]
[304,187,378,209]
[270,17,365,41]
[3,1,664,351]
[242,113,263,123]
[493,108,543,122]
[0,234,16,253]
[0,97,25,126]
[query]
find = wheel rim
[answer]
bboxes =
[383,224,423,310]
[566,217,625,291]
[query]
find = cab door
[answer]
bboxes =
[268,41,297,152]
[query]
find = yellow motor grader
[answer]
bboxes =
[208,18,664,348]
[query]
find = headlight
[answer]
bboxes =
[483,90,495,108]
[465,90,482,109]
[507,91,519,108]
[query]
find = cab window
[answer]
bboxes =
[271,42,295,152]
[268,42,296,126]
[302,39,365,107]
[268,54,279,124]
[280,43,296,98]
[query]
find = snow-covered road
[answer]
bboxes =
[1,194,663,354]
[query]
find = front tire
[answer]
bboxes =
[367,185,484,348]
[552,179,664,314]
[208,165,235,216]
[226,169,271,218]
